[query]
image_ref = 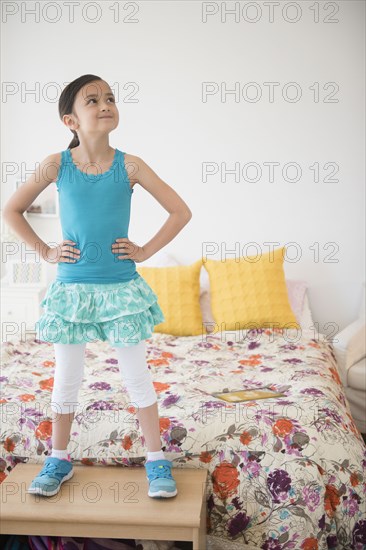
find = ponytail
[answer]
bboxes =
[68,130,80,150]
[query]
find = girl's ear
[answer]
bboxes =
[62,113,78,131]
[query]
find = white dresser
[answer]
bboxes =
[1,283,47,343]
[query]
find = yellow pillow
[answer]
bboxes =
[203,246,300,331]
[136,259,204,336]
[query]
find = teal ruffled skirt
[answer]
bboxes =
[35,273,166,347]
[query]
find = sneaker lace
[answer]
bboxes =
[148,464,172,480]
[38,462,60,478]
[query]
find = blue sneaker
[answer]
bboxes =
[27,457,74,496]
[145,459,178,498]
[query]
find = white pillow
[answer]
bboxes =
[141,250,181,267]
[299,292,315,331]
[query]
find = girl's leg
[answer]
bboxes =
[115,340,162,453]
[115,340,177,499]
[51,342,87,453]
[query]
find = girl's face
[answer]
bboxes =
[68,80,119,138]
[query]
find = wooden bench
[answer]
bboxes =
[0,463,208,550]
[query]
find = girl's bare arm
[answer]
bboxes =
[124,154,192,260]
[3,153,61,259]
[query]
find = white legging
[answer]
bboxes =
[51,340,157,414]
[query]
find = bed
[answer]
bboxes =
[1,319,365,549]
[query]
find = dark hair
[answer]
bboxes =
[58,74,103,149]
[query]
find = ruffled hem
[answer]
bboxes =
[39,275,160,323]
[35,274,166,346]
[35,302,165,346]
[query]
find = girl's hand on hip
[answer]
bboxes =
[111,238,147,263]
[45,240,80,264]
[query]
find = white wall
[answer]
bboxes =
[2,0,365,334]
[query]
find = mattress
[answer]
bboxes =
[1,327,365,548]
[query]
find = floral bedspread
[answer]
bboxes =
[1,328,365,549]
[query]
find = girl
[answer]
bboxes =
[3,74,192,499]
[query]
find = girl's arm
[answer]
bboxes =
[3,153,61,260]
[125,155,192,260]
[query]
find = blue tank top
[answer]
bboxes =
[55,147,139,284]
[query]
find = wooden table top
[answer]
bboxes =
[1,463,208,529]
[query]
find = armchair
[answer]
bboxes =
[332,282,366,434]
